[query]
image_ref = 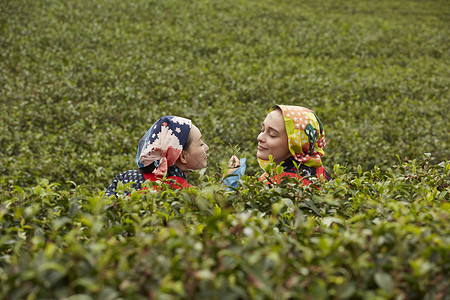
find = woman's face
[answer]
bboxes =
[257,109,292,164]
[181,125,209,170]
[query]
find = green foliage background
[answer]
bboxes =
[1,0,448,190]
[0,0,449,299]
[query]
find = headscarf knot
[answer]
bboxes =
[136,116,192,177]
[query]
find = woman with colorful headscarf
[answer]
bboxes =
[105,116,209,197]
[256,105,331,185]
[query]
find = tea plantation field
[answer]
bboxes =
[0,0,449,299]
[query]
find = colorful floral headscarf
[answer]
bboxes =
[136,116,192,177]
[258,105,327,173]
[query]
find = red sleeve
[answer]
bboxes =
[139,172,192,192]
[315,166,328,181]
[166,176,192,189]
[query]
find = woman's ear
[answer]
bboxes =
[179,150,188,164]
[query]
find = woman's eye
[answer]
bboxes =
[266,131,276,138]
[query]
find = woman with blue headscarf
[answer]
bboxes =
[105,116,209,197]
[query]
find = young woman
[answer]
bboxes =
[105,115,209,197]
[256,105,331,185]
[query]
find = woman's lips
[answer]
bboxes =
[258,145,268,151]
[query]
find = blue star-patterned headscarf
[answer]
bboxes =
[136,116,192,177]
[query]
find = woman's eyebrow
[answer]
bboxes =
[267,126,280,134]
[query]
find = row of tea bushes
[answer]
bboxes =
[1,156,448,299]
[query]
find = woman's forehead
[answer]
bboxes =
[264,110,285,129]
[190,124,201,138]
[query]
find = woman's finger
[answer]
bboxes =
[228,156,240,168]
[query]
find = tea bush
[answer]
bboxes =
[0,157,448,299]
[0,0,448,189]
[1,0,449,298]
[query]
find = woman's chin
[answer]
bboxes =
[256,152,268,161]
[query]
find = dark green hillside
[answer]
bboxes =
[0,0,448,189]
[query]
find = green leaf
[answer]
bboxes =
[374,272,394,294]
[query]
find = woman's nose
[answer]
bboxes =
[257,132,264,143]
[204,144,209,152]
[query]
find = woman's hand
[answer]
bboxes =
[226,155,241,175]
[228,155,241,168]
[222,156,246,189]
